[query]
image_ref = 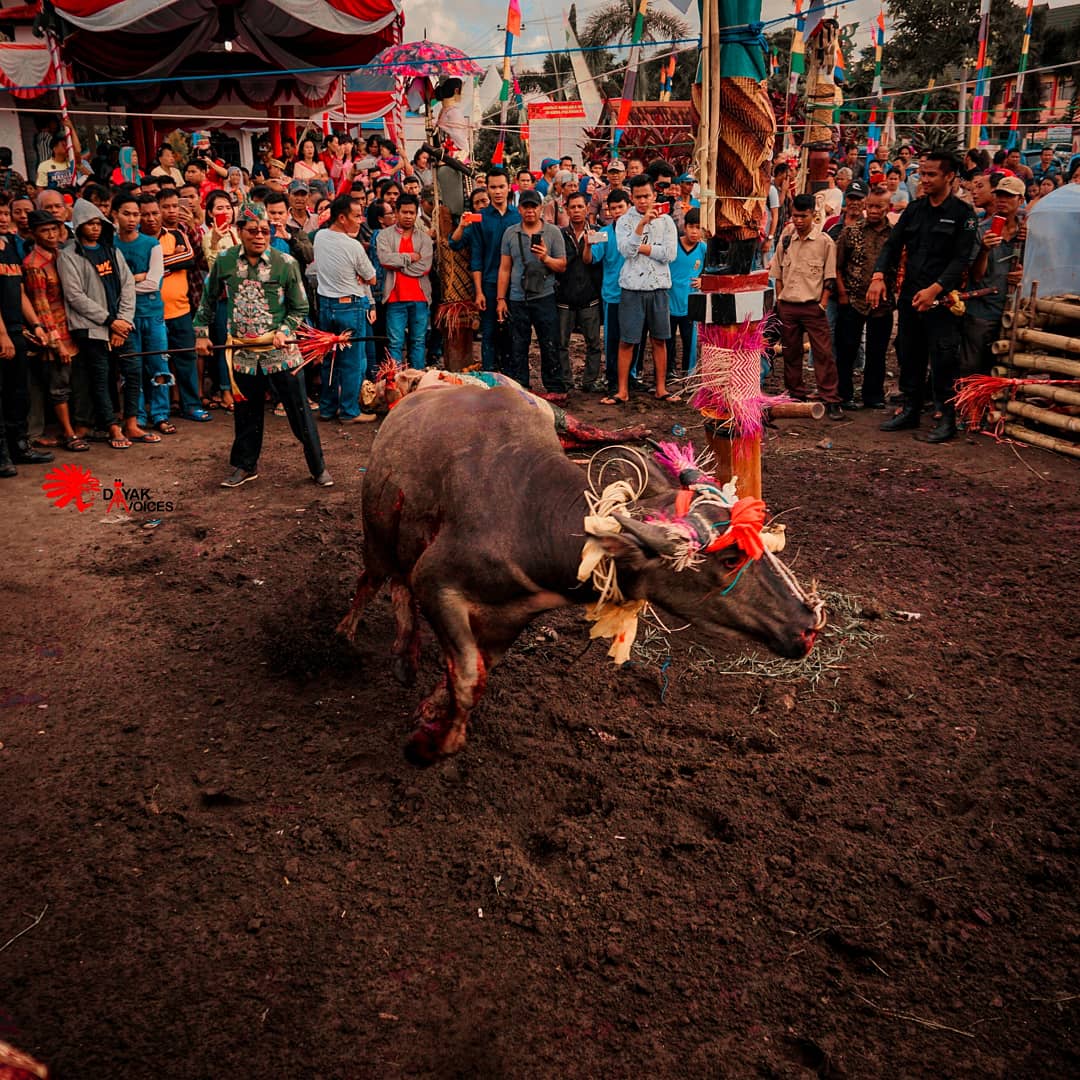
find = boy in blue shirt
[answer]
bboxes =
[113,193,173,437]
[590,188,643,400]
[667,208,705,376]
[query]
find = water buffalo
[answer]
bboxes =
[339,385,825,764]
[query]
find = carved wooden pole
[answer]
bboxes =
[799,18,841,196]
[689,0,783,500]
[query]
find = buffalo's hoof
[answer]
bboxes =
[391,655,417,687]
[403,728,440,768]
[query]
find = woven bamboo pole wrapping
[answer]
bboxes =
[805,20,841,149]
[710,77,775,239]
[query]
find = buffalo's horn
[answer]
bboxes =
[614,514,683,555]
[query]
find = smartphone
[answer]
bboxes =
[989,214,1007,237]
[462,212,482,224]
[588,231,607,244]
[212,208,232,230]
[656,200,671,214]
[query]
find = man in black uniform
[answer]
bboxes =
[868,151,976,443]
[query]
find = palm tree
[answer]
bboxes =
[578,0,690,54]
[577,0,691,98]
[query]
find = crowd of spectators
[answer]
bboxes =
[1,118,1075,485]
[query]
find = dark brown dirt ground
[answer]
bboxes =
[1,354,1078,1079]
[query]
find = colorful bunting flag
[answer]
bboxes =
[506,0,522,38]
[1007,0,1034,149]
[969,0,991,147]
[613,0,648,154]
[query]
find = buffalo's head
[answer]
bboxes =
[598,488,825,660]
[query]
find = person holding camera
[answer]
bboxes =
[961,174,1024,379]
[611,174,678,405]
[495,189,567,394]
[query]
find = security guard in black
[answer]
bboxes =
[868,152,976,440]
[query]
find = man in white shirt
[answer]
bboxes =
[313,193,377,423]
[610,174,678,405]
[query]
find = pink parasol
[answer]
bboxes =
[369,41,483,79]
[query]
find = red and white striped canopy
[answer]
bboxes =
[52,0,401,78]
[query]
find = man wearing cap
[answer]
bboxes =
[675,174,699,219]
[194,201,331,488]
[541,170,575,229]
[835,185,892,409]
[961,175,1024,379]
[287,181,317,235]
[870,151,977,442]
[535,159,560,198]
[496,188,566,392]
[589,159,626,227]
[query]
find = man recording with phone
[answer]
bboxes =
[961,174,1024,378]
[496,189,566,394]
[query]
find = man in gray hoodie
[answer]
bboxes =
[57,199,139,449]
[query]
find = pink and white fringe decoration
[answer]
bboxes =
[686,319,790,441]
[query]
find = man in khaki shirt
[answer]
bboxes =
[769,193,844,418]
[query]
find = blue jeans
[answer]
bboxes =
[130,312,171,426]
[166,314,201,415]
[480,281,512,373]
[318,295,369,420]
[385,300,430,369]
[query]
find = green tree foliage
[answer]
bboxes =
[884,0,1026,85]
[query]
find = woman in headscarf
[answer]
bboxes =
[110,146,144,186]
[225,166,247,200]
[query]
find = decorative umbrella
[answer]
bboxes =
[368,41,483,79]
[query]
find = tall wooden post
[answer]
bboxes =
[690,0,779,501]
[800,18,840,196]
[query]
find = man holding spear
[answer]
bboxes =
[194,202,331,489]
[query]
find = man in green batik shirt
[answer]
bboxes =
[194,201,332,489]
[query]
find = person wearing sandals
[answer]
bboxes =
[142,190,211,423]
[610,174,679,406]
[22,211,86,452]
[56,199,139,450]
[113,193,175,438]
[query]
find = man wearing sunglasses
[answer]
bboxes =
[194,201,331,488]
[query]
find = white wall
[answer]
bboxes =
[0,96,26,176]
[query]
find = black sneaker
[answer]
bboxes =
[840,400,860,411]
[825,403,845,420]
[220,468,258,488]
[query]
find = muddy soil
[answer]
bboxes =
[1,355,1078,1079]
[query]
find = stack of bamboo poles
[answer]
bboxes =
[991,285,1080,459]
